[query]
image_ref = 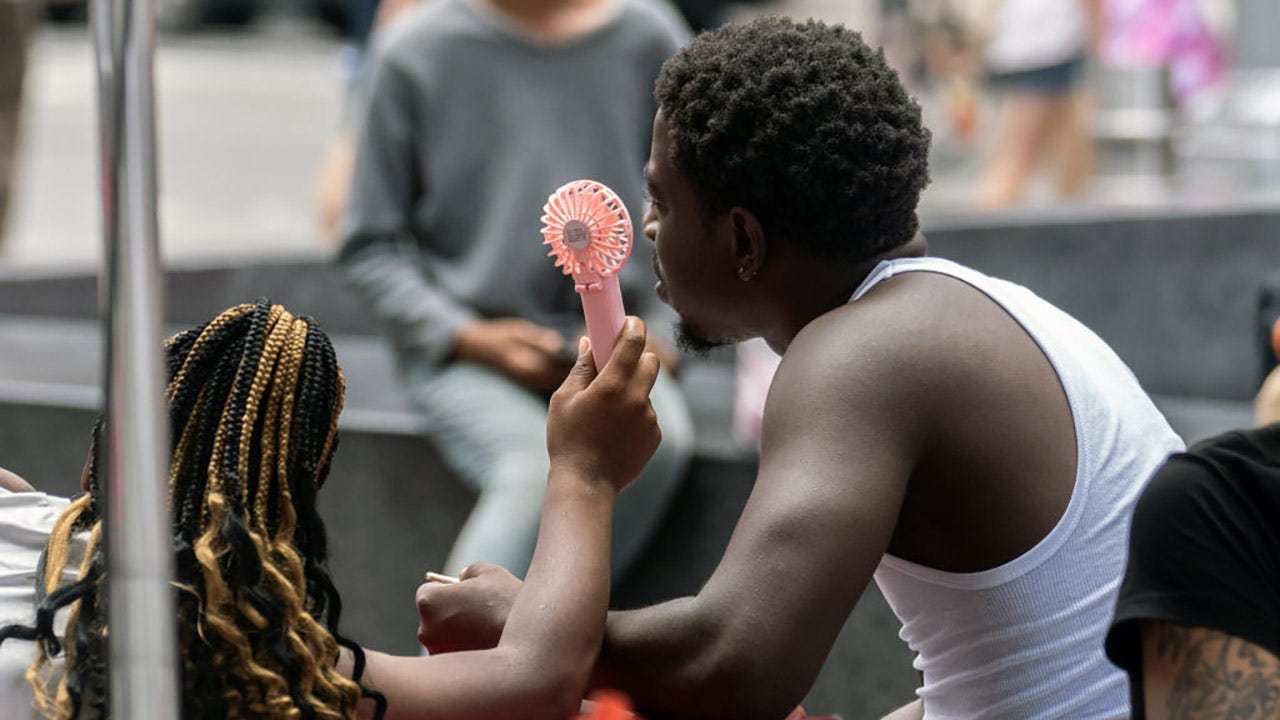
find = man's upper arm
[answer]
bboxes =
[1140,621,1280,720]
[1107,437,1280,719]
[690,318,923,709]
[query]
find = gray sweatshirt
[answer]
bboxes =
[338,0,689,366]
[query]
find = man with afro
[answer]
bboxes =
[417,16,1183,720]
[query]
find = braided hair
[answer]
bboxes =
[1,301,385,719]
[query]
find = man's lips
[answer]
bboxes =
[653,260,668,301]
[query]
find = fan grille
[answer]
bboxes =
[541,179,633,278]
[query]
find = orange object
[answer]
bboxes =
[1272,315,1280,361]
[577,690,636,720]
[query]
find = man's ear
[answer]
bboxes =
[728,207,766,281]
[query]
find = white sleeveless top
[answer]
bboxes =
[860,258,1184,719]
[0,490,80,718]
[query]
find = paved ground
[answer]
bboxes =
[4,20,346,266]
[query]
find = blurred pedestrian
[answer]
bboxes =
[1102,0,1227,112]
[972,0,1103,208]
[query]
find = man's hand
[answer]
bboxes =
[417,562,521,654]
[453,318,573,392]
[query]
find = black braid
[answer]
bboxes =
[166,311,254,440]
[220,300,273,509]
[175,344,241,541]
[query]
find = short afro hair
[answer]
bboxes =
[655,16,931,264]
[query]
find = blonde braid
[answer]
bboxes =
[271,319,308,542]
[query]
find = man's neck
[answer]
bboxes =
[762,233,928,354]
[477,0,615,41]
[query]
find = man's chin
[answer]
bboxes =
[674,319,729,357]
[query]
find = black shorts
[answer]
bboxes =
[989,54,1086,96]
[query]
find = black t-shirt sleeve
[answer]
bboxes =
[1105,450,1280,676]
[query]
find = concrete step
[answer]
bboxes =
[0,311,747,456]
[0,312,416,433]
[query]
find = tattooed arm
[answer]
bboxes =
[1141,621,1280,720]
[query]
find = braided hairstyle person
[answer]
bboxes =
[1,301,384,719]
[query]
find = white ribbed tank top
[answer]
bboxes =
[858,258,1183,719]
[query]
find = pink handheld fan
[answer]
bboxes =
[541,179,634,370]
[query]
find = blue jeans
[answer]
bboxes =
[402,360,694,580]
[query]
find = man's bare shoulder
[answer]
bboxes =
[776,274,956,403]
[762,276,953,460]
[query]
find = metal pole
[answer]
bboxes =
[89,0,181,712]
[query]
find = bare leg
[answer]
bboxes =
[1052,89,1094,200]
[974,91,1069,209]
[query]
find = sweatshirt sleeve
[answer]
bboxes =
[336,48,477,365]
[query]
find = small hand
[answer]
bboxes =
[548,317,662,493]
[453,318,573,391]
[416,562,521,654]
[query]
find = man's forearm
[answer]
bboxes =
[592,600,710,707]
[592,599,787,720]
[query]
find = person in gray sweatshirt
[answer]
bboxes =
[337,0,694,581]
